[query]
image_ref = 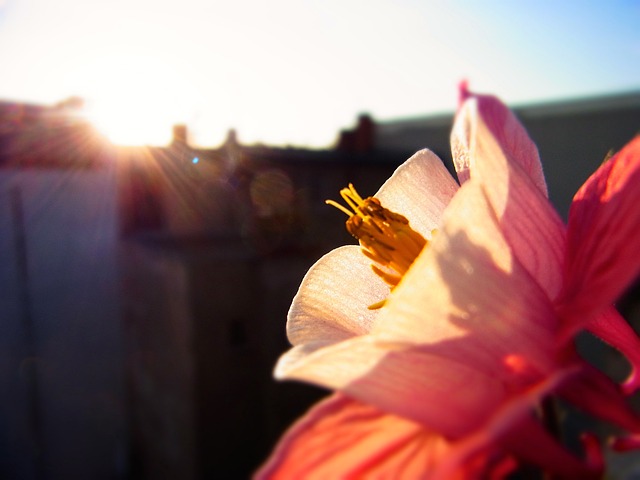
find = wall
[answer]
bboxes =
[0,165,125,479]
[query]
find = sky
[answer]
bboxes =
[1,0,639,148]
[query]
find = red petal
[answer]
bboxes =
[561,137,640,329]
[499,416,601,479]
[611,434,640,452]
[580,433,605,474]
[434,367,598,480]
[585,306,640,394]
[557,364,640,433]
[255,393,503,479]
[458,80,471,107]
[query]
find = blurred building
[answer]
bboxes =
[0,98,108,169]
[117,130,408,479]
[1,90,639,479]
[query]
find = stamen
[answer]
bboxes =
[325,199,353,217]
[327,184,429,309]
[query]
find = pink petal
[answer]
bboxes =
[275,335,506,438]
[255,393,459,479]
[561,137,640,329]
[452,85,548,196]
[468,106,566,300]
[285,245,388,347]
[585,306,640,394]
[373,179,558,377]
[376,148,459,238]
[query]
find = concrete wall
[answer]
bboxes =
[0,166,125,479]
[119,236,336,478]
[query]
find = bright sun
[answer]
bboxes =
[80,52,198,146]
[87,95,177,146]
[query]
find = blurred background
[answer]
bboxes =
[1,0,639,478]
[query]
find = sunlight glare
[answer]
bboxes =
[81,52,197,146]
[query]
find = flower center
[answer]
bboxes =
[327,184,428,308]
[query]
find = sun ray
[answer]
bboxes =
[78,51,198,146]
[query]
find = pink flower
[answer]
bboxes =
[256,87,640,479]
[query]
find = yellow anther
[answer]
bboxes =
[326,184,428,309]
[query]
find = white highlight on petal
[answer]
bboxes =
[376,149,459,239]
[286,245,388,347]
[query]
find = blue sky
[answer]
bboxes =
[0,0,638,147]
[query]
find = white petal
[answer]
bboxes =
[376,149,459,238]
[286,245,388,346]
[450,103,473,185]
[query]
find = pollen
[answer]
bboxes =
[327,184,428,308]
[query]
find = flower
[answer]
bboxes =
[256,87,640,479]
